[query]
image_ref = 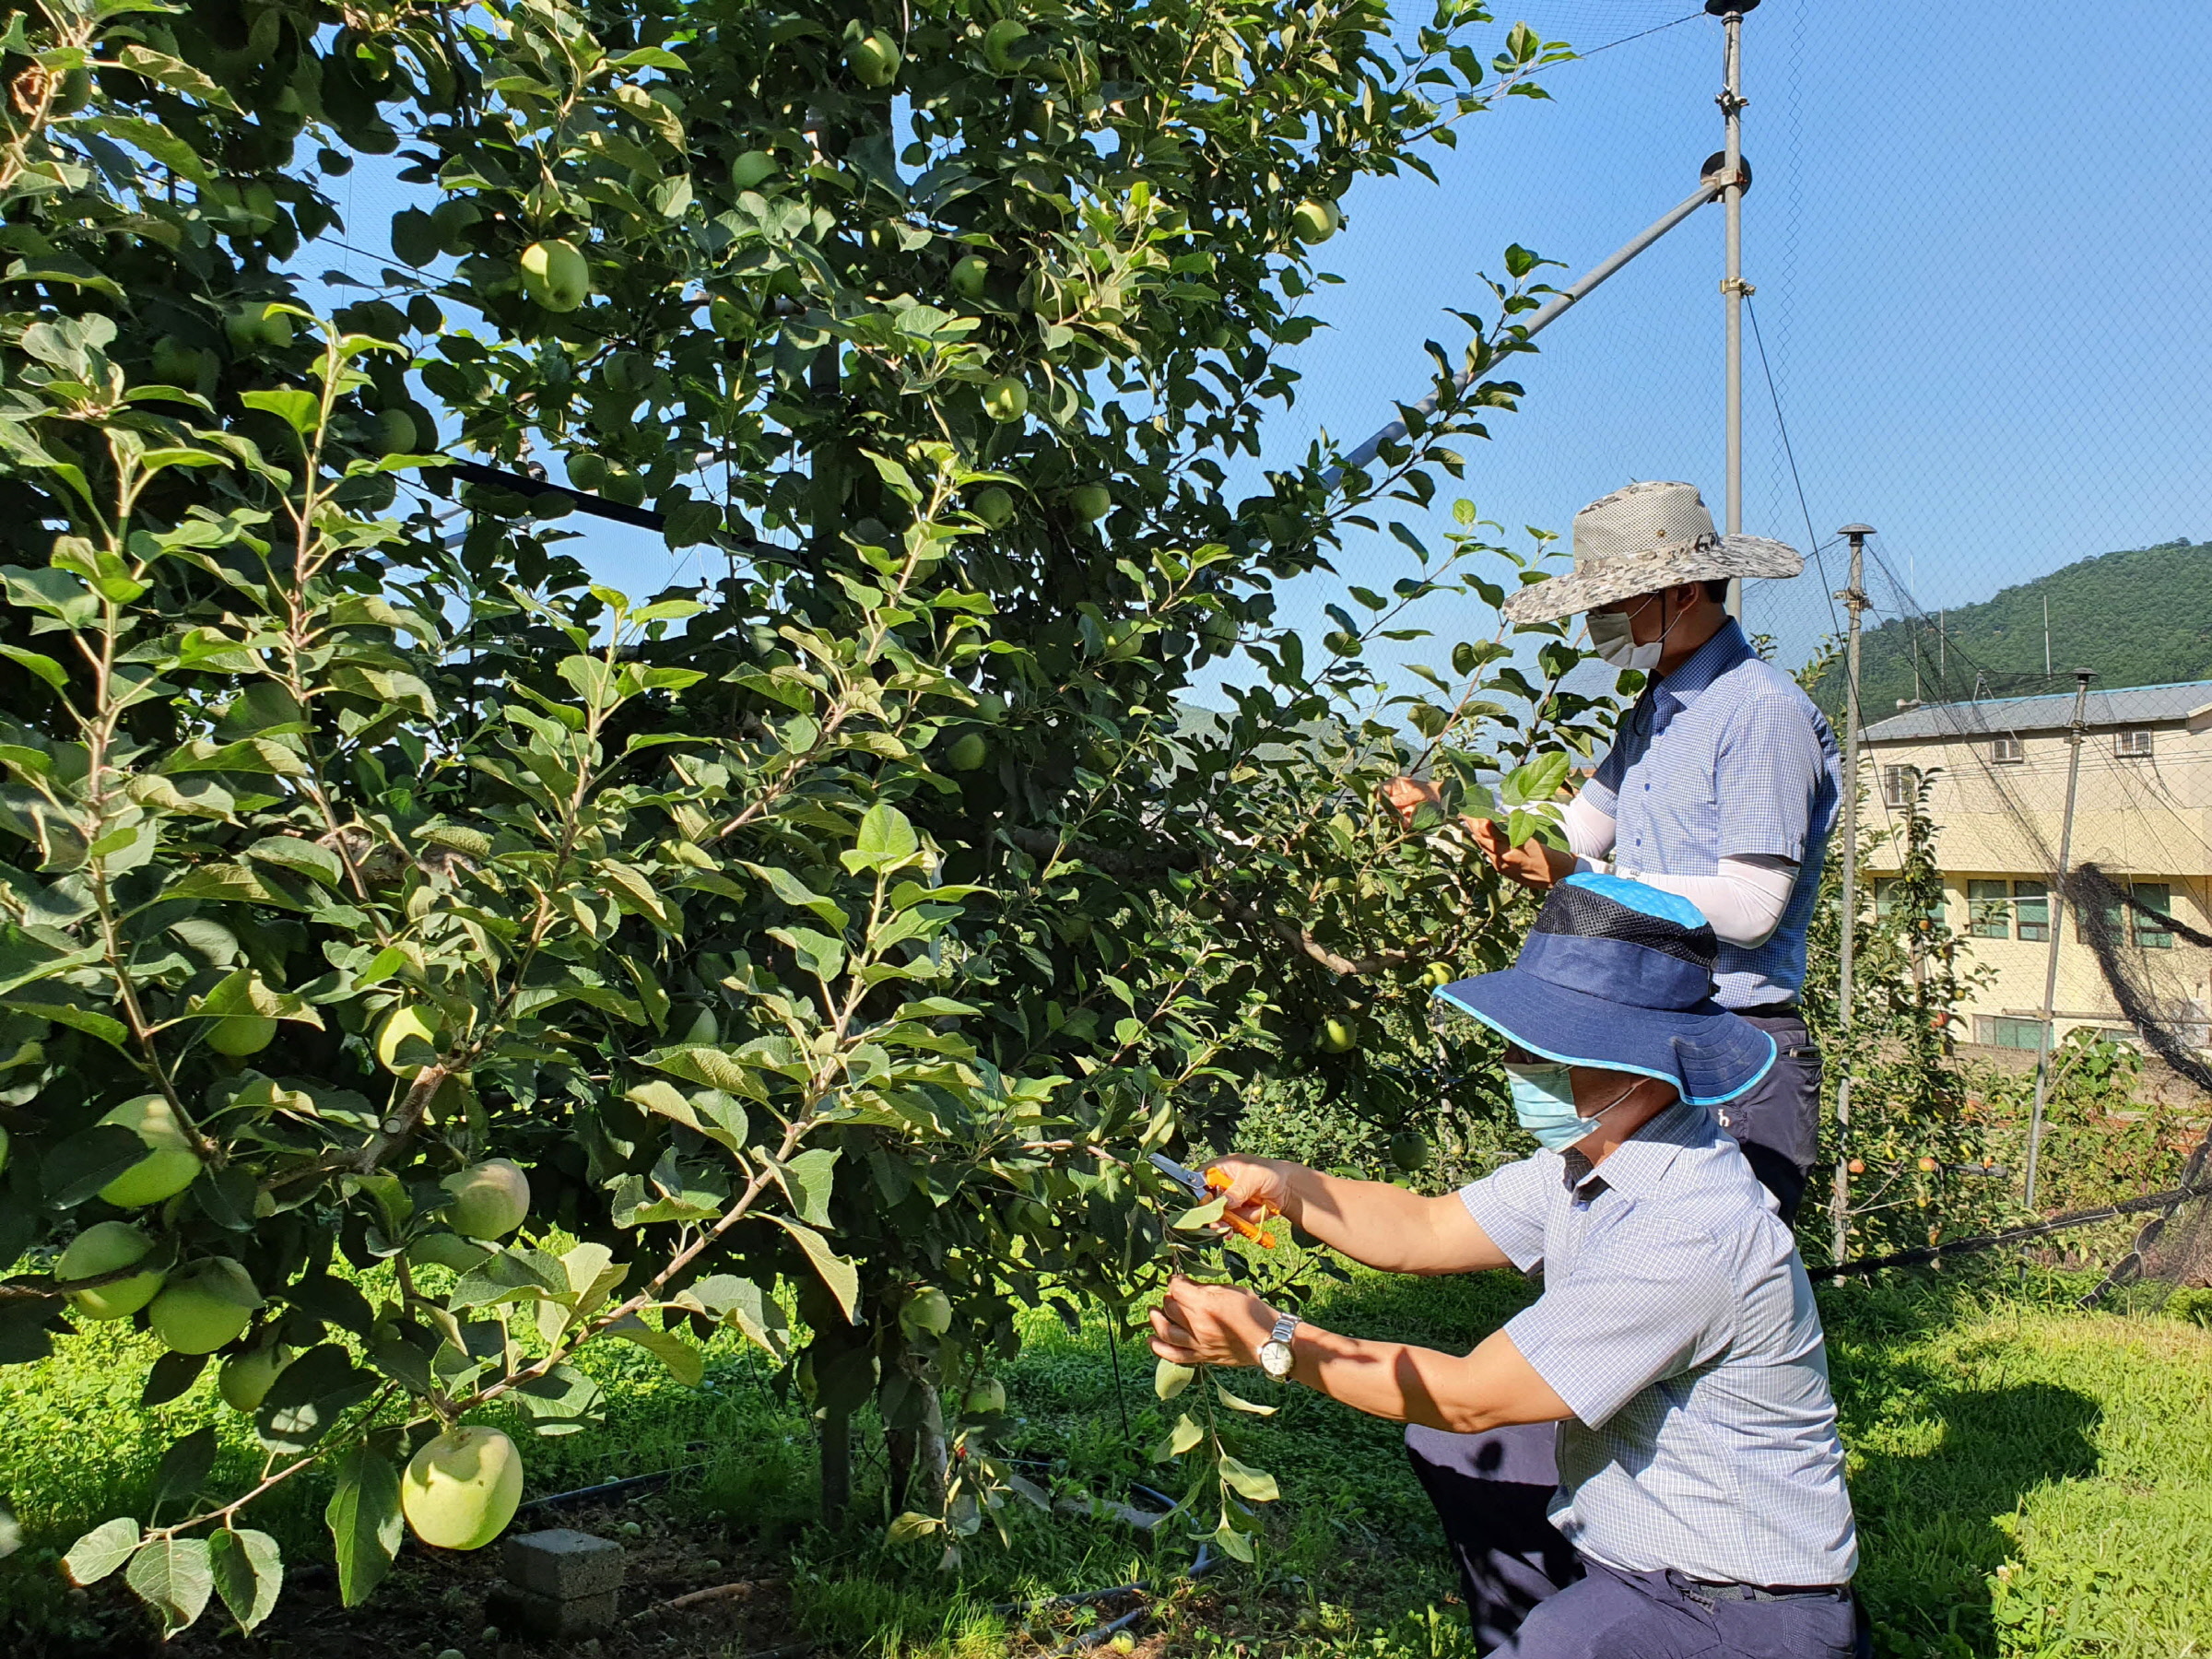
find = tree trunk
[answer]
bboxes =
[819,1396,853,1528]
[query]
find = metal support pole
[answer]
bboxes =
[1830,524,1874,1265]
[2024,668,2096,1211]
[1327,172,1727,485]
[1712,2,1755,617]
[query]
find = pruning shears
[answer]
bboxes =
[1147,1152,1277,1249]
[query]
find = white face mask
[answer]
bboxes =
[1587,606,1665,673]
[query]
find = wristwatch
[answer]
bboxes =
[1257,1312,1300,1381]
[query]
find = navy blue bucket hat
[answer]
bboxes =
[1435,873,1775,1107]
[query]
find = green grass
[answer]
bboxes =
[4,1267,2209,1655]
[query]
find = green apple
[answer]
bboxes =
[982,376,1029,423]
[376,1006,443,1077]
[97,1095,203,1208]
[1290,197,1342,243]
[148,1258,260,1355]
[983,18,1030,70]
[900,1287,953,1339]
[226,304,292,352]
[441,1159,530,1241]
[150,335,207,388]
[844,29,901,88]
[373,407,419,454]
[56,1221,164,1321]
[567,452,609,493]
[1389,1131,1431,1174]
[950,253,991,300]
[602,467,647,507]
[518,239,590,312]
[963,1378,1006,1417]
[1316,1018,1359,1054]
[729,149,777,191]
[1067,484,1112,523]
[971,486,1015,527]
[1422,961,1454,989]
[206,1013,277,1057]
[945,733,990,772]
[218,1343,291,1413]
[402,1426,524,1550]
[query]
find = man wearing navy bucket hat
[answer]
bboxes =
[1150,877,1859,1658]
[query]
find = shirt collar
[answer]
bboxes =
[1562,1099,1714,1199]
[1650,618,1754,712]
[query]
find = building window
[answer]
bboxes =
[1968,879,2011,938]
[1992,735,2024,764]
[1881,764,1918,808]
[2076,878,2176,949]
[2013,879,2049,942]
[2116,728,2154,759]
[1976,1015,2046,1050]
[2132,882,2174,949]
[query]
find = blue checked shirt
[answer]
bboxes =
[1461,1100,1858,1587]
[1582,619,1841,1008]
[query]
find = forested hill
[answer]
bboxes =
[1806,538,2212,718]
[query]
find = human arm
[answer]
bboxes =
[1147,1277,1573,1434]
[1201,1156,1518,1276]
[1377,779,1614,892]
[1621,854,1797,947]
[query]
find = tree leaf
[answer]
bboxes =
[64,1515,140,1584]
[324,1445,403,1606]
[841,802,921,873]
[151,1426,219,1512]
[207,1528,282,1633]
[1214,1382,1277,1417]
[771,1217,858,1323]
[1217,1454,1279,1503]
[771,1147,838,1227]
[256,1343,375,1454]
[1154,1359,1195,1400]
[605,1314,704,1386]
[124,1535,214,1632]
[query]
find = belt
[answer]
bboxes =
[1671,1570,1851,1604]
[1730,1000,1801,1018]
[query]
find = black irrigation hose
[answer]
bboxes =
[1810,1180,2212,1280]
[516,1467,685,1512]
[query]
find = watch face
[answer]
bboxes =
[1259,1341,1292,1379]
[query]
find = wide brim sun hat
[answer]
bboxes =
[1501,479,1804,625]
[1435,873,1775,1108]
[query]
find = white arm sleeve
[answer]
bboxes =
[1623,855,1798,948]
[1562,793,1616,865]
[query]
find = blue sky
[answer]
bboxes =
[312,2,2212,689]
[1260,0,2212,683]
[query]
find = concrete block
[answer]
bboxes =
[488,1582,620,1639]
[500,1527,626,1601]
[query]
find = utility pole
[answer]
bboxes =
[2023,668,2096,1211]
[1712,1,1756,618]
[2043,594,2053,679]
[1830,524,1875,1265]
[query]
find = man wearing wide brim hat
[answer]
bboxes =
[1151,877,1861,1657]
[1387,480,1841,1218]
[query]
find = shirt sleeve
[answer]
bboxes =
[1713,694,1829,862]
[1457,1156,1554,1274]
[1500,1214,1736,1429]
[1581,747,1626,818]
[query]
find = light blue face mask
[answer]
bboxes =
[1503,1061,1639,1152]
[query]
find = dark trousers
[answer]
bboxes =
[1409,1035,1832,1653]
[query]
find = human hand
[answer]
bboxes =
[1379,774,1442,830]
[1201,1155,1294,1237]
[1147,1276,1279,1370]
[1468,818,1571,891]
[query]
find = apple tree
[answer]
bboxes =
[0,0,1596,1629]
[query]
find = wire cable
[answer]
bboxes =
[1746,292,1839,637]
